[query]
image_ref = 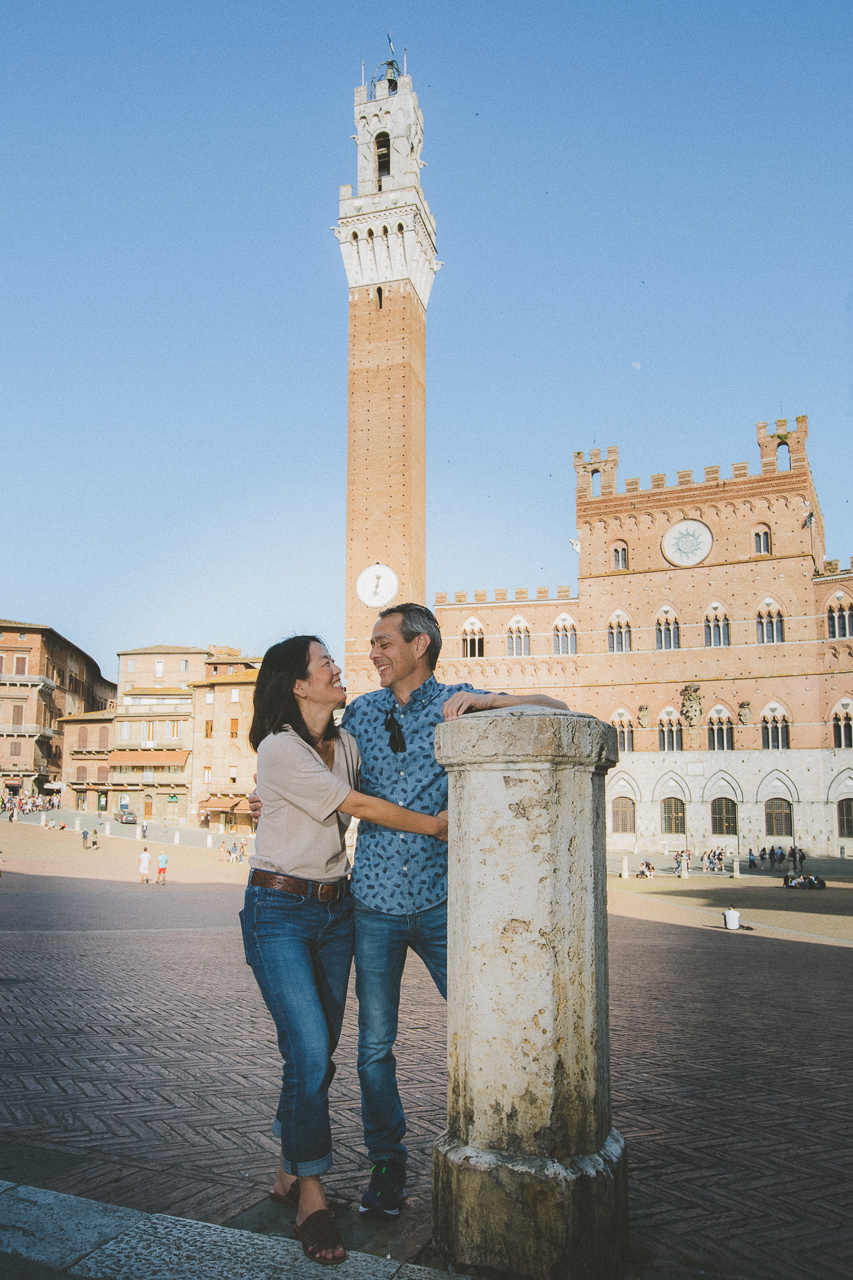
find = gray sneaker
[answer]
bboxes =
[359,1160,407,1215]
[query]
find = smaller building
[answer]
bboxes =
[190,669,258,834]
[1,618,115,800]
[60,710,116,813]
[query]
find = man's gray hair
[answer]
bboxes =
[378,602,442,670]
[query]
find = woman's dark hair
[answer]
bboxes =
[249,636,338,752]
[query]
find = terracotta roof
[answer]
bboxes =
[191,671,258,687]
[117,645,208,655]
[59,710,117,723]
[121,688,193,697]
[108,751,190,766]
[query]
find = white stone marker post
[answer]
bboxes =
[432,709,629,1280]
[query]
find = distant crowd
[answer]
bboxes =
[2,795,62,815]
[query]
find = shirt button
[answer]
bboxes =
[403,865,408,872]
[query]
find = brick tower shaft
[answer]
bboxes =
[334,59,439,692]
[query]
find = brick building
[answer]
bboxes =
[334,66,853,858]
[61,644,260,826]
[0,619,115,800]
[190,668,258,834]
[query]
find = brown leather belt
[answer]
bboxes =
[249,868,349,903]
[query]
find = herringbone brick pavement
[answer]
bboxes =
[1,856,852,1278]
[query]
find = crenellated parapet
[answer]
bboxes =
[435,586,575,606]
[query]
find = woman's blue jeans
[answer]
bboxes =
[240,883,354,1176]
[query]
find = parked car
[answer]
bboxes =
[114,811,137,824]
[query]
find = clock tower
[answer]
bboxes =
[334,58,440,692]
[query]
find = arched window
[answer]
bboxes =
[827,605,853,639]
[612,796,635,833]
[707,717,735,750]
[96,766,108,784]
[376,286,383,309]
[75,765,88,783]
[99,726,109,749]
[753,525,771,555]
[552,623,577,655]
[711,797,738,835]
[704,611,731,647]
[462,624,484,658]
[613,542,628,571]
[765,797,792,837]
[833,714,853,748]
[661,797,686,834]
[613,718,634,752]
[761,715,790,749]
[655,617,680,650]
[78,726,88,749]
[658,718,683,751]
[838,798,853,838]
[507,625,530,657]
[756,611,785,644]
[375,131,391,184]
[608,622,631,653]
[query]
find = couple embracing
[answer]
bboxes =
[242,602,567,1264]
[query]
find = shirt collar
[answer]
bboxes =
[386,673,441,714]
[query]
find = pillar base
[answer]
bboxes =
[433,1128,629,1280]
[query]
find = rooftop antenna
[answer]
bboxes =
[361,60,364,86]
[403,48,407,75]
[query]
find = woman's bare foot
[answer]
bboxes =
[296,1176,346,1263]
[271,1153,298,1204]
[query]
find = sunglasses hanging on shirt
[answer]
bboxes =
[384,707,406,754]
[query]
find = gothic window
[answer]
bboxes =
[833,714,853,748]
[756,611,785,643]
[704,612,731,646]
[613,719,634,752]
[462,624,484,658]
[661,797,686,835]
[608,622,631,653]
[553,624,577,655]
[658,718,683,751]
[75,765,87,783]
[655,617,680,650]
[78,726,88,749]
[827,605,853,639]
[96,766,108,784]
[612,796,635,833]
[376,286,383,309]
[838,798,853,839]
[711,797,738,835]
[765,797,792,837]
[507,625,530,657]
[753,526,771,555]
[613,542,628,571]
[707,717,735,750]
[761,715,791,749]
[375,131,391,184]
[99,726,109,749]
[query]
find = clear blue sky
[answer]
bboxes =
[3,1,851,680]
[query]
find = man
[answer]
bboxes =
[139,845,151,885]
[156,851,168,885]
[255,603,567,1216]
[82,829,89,850]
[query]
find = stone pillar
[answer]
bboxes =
[432,709,629,1280]
[621,856,629,879]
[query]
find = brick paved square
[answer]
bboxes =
[1,825,852,1277]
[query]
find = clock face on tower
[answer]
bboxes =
[661,520,713,567]
[356,563,399,608]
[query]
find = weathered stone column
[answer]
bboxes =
[432,708,628,1280]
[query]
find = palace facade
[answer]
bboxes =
[338,61,853,858]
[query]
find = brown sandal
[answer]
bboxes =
[269,1179,300,1208]
[295,1208,347,1265]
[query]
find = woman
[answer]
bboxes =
[241,636,447,1266]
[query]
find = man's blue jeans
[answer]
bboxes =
[241,883,354,1176]
[354,897,447,1166]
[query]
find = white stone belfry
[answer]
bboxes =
[432,707,629,1280]
[334,68,440,309]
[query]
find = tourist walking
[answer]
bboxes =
[156,852,168,885]
[139,847,151,884]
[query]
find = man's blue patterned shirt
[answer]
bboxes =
[341,675,487,914]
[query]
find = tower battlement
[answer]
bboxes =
[575,416,810,499]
